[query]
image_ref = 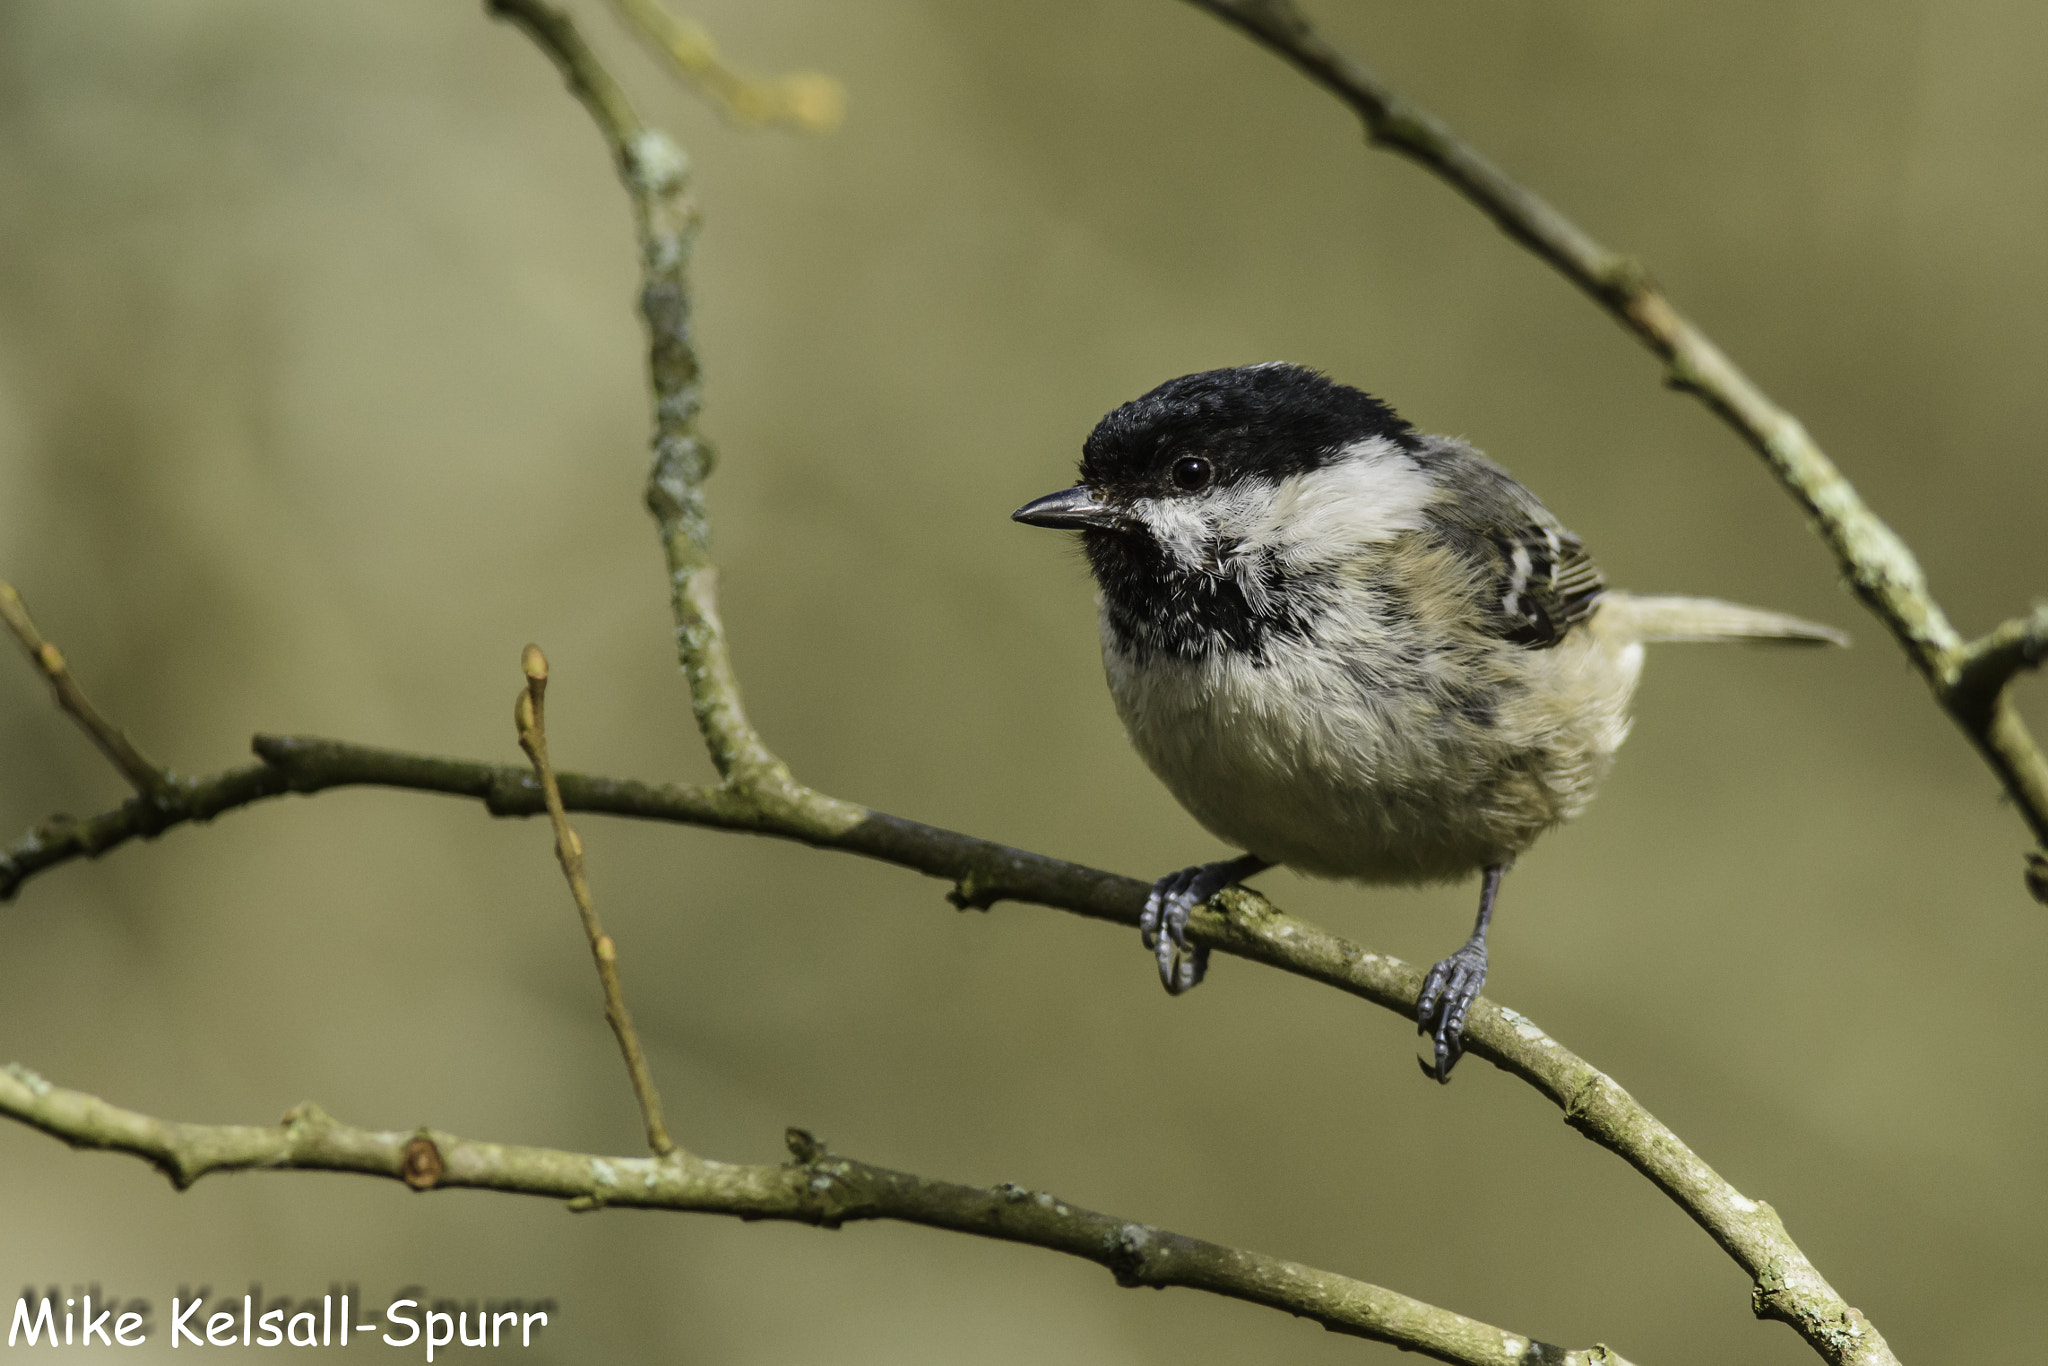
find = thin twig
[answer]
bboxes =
[607,0,844,132]
[0,730,1875,1361]
[0,1064,1631,1366]
[514,646,676,1157]
[0,582,175,802]
[1182,0,2048,877]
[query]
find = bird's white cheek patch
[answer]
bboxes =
[1241,439,1436,566]
[1131,439,1431,582]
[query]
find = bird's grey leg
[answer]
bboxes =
[1140,853,1273,995]
[1416,861,1509,1083]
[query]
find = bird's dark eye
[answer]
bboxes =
[1170,456,1212,492]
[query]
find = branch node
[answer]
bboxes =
[1104,1222,1161,1288]
[1594,252,1654,305]
[401,1134,445,1190]
[1950,602,2048,717]
[5,1063,52,1099]
[1214,884,1274,929]
[281,1101,334,1129]
[947,871,1002,911]
[1560,1071,1602,1132]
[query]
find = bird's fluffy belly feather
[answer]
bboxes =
[1101,617,1643,884]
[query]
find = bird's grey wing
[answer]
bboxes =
[1482,521,1604,647]
[1415,439,1606,649]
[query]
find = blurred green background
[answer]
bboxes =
[2,1,2045,1361]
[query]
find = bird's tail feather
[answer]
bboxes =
[1595,592,1849,647]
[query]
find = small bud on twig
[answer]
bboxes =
[401,1134,445,1190]
[514,643,675,1158]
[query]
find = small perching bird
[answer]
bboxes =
[1013,364,1845,1079]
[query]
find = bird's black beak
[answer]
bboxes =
[1011,484,1131,532]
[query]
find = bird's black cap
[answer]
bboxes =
[1079,363,1413,490]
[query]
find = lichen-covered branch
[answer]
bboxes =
[0,581,175,803]
[515,646,676,1156]
[0,730,1878,1361]
[607,0,844,132]
[488,0,860,838]
[1182,0,2048,871]
[0,1064,1630,1366]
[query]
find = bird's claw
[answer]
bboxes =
[1140,865,1213,996]
[1415,941,1487,1083]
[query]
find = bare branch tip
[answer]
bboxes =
[779,73,847,134]
[609,0,845,134]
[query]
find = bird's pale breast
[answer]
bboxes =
[1101,599,1645,884]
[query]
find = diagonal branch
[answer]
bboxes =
[0,731,1883,1362]
[488,0,861,837]
[0,1064,1632,1366]
[515,646,676,1156]
[0,582,176,804]
[607,0,844,133]
[1180,0,2048,870]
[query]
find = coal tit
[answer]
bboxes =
[1014,364,1845,1080]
